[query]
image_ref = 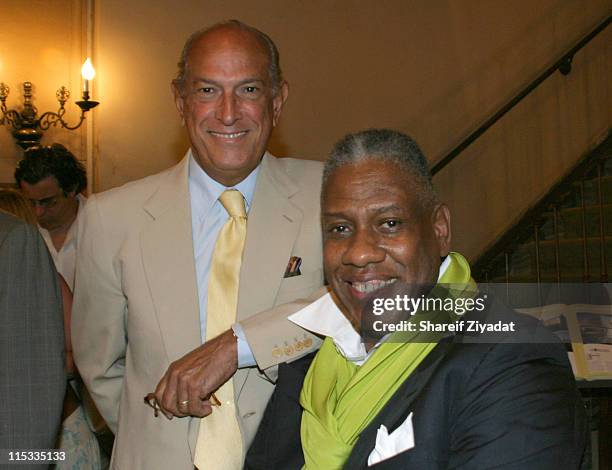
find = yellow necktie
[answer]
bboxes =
[194,190,247,470]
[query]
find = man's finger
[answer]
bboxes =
[174,373,192,418]
[177,390,191,416]
[154,373,175,419]
[159,366,180,419]
[189,398,213,418]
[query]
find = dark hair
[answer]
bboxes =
[173,19,283,95]
[14,143,87,194]
[323,128,437,209]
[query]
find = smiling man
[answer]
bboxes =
[72,21,324,470]
[246,129,587,470]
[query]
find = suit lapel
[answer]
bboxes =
[344,338,455,469]
[236,153,304,320]
[140,156,201,362]
[140,152,303,390]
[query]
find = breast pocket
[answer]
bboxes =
[275,268,324,305]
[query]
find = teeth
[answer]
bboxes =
[209,131,247,139]
[351,279,396,293]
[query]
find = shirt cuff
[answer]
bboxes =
[231,323,257,368]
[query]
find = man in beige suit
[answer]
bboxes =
[72,21,323,469]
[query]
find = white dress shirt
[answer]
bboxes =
[38,194,86,291]
[289,256,451,365]
[188,154,259,366]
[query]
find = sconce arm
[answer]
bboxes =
[0,107,21,127]
[38,109,87,131]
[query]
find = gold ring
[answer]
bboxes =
[179,400,189,406]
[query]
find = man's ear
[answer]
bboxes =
[431,203,452,257]
[65,184,78,199]
[171,81,186,125]
[272,81,289,127]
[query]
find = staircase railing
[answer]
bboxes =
[472,132,612,283]
[431,14,611,176]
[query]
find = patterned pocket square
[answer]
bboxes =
[284,256,302,278]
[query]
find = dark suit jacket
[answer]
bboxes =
[0,212,65,467]
[246,295,587,469]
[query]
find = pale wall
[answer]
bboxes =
[2,1,611,260]
[434,13,611,260]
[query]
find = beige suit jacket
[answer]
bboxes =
[72,152,324,469]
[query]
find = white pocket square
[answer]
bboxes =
[367,412,415,467]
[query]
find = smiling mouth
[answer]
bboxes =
[349,278,397,294]
[208,131,248,139]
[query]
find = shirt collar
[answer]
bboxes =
[289,255,452,362]
[188,150,260,220]
[289,293,367,361]
[65,193,86,245]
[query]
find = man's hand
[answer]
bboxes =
[154,329,238,418]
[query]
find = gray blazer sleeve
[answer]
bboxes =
[0,214,65,462]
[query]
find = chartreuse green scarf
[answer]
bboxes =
[299,252,476,469]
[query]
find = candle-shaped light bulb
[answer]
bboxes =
[81,58,96,95]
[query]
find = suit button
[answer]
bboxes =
[242,411,256,419]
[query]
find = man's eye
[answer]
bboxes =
[239,85,262,97]
[330,225,350,234]
[381,219,401,229]
[196,87,215,94]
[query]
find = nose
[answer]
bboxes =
[341,228,386,268]
[33,205,46,218]
[216,92,240,125]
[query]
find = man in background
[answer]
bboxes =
[15,143,87,291]
[0,211,65,468]
[14,146,111,468]
[73,20,323,469]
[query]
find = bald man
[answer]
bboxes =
[73,20,323,469]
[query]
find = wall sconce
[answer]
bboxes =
[0,58,99,150]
